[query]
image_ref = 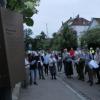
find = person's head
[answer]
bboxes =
[64,48,67,52]
[90,47,92,49]
[71,48,73,50]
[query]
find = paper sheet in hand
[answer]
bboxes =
[89,60,99,69]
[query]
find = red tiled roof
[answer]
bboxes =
[71,17,90,26]
[72,17,90,25]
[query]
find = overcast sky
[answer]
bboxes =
[29,0,100,37]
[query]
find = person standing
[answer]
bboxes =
[57,53,62,72]
[29,53,38,85]
[89,47,95,59]
[37,53,45,80]
[78,57,85,81]
[69,48,75,68]
[94,48,100,84]
[65,54,73,78]
[62,48,68,74]
[84,50,93,86]
[23,53,30,88]
[49,55,57,80]
[43,53,50,75]
[69,48,75,60]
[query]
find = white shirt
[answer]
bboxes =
[49,57,56,67]
[44,54,51,64]
[25,58,30,69]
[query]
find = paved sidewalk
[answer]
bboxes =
[19,76,84,100]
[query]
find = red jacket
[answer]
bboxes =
[69,50,75,57]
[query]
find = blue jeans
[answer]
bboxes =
[30,69,37,83]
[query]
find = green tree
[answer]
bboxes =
[80,28,100,48]
[51,33,62,50]
[40,31,47,39]
[24,28,33,36]
[51,23,77,50]
[61,24,77,49]
[6,0,40,26]
[33,31,50,50]
[24,28,33,50]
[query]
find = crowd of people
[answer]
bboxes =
[24,47,100,87]
[24,50,60,87]
[62,47,100,86]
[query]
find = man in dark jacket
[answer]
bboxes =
[29,53,38,85]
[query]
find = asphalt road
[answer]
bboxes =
[19,75,85,100]
[58,72,100,100]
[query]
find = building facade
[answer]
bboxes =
[59,15,90,46]
[88,18,100,30]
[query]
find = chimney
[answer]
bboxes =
[76,14,80,18]
[70,17,72,20]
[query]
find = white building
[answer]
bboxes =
[60,15,90,46]
[71,16,90,37]
[88,18,100,30]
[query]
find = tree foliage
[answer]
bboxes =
[24,28,33,50]
[6,0,40,26]
[80,28,100,48]
[32,31,51,50]
[51,24,77,50]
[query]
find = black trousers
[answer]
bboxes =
[44,64,49,75]
[57,61,62,72]
[78,60,85,80]
[49,66,56,79]
[94,67,100,82]
[63,60,66,73]
[38,66,44,79]
[85,65,93,83]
